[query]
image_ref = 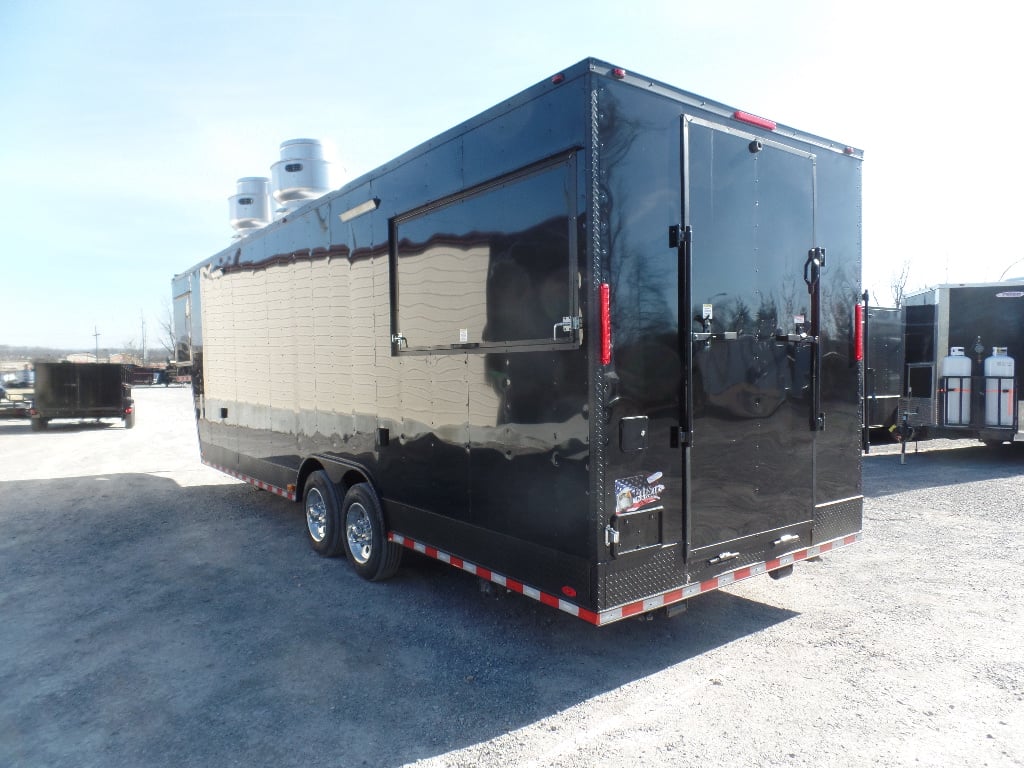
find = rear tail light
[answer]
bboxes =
[600,283,612,365]
[854,303,864,361]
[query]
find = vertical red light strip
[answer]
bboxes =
[854,303,864,361]
[600,283,612,365]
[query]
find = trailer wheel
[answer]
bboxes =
[303,471,344,557]
[342,483,402,581]
[31,417,47,432]
[124,411,135,429]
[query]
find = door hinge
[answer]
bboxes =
[604,524,620,547]
[668,224,692,249]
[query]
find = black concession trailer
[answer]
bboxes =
[173,59,863,625]
[29,361,135,431]
[900,282,1024,445]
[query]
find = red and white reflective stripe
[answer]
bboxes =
[598,533,861,625]
[390,533,601,624]
[202,459,296,501]
[390,531,861,626]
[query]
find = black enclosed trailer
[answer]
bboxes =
[901,282,1024,445]
[862,305,904,446]
[173,59,863,625]
[29,362,135,431]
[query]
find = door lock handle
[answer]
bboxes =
[553,316,580,340]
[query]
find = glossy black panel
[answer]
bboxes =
[685,120,815,554]
[595,82,686,573]
[813,149,863,505]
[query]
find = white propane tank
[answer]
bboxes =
[942,346,972,425]
[984,347,1015,426]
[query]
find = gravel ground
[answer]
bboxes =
[1,387,1021,768]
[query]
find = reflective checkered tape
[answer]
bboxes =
[390,531,861,626]
[202,459,296,501]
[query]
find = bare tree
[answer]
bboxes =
[158,299,177,361]
[890,259,911,308]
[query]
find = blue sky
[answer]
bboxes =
[1,0,1019,350]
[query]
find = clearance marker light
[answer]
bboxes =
[612,68,626,79]
[733,110,777,131]
[551,73,565,84]
[600,283,612,365]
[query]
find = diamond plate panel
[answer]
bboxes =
[813,496,863,544]
[598,546,683,610]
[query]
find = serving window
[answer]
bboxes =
[391,153,578,353]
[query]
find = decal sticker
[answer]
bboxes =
[614,471,666,514]
[459,328,469,343]
[996,291,1024,298]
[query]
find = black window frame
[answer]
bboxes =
[389,151,580,356]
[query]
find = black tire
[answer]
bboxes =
[30,417,46,432]
[124,411,135,429]
[341,483,402,581]
[303,471,345,557]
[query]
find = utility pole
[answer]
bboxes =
[93,326,100,362]
[140,311,147,365]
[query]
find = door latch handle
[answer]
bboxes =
[708,551,740,565]
[553,316,581,340]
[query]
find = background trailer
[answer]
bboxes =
[29,362,134,431]
[902,282,1024,445]
[173,59,864,625]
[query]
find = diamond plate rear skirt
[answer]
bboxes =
[813,496,863,544]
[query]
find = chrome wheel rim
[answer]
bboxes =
[346,502,373,565]
[306,487,327,543]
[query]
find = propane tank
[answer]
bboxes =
[984,347,1015,426]
[941,346,972,425]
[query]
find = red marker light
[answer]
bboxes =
[733,110,777,131]
[600,283,612,365]
[854,304,864,361]
[561,585,577,598]
[612,68,626,79]
[552,73,565,84]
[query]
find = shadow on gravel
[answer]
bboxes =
[864,443,1024,498]
[0,419,120,434]
[0,473,797,768]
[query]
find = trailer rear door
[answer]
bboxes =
[682,117,818,567]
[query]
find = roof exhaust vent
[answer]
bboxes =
[271,138,329,218]
[228,177,271,237]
